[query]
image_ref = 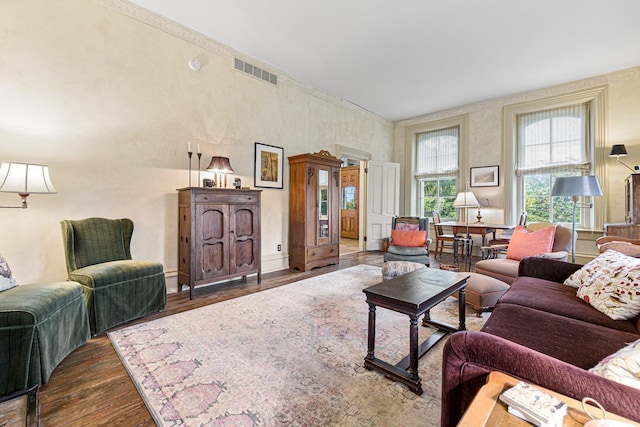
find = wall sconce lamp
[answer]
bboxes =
[551,175,603,263]
[0,162,57,208]
[609,144,638,173]
[206,156,234,188]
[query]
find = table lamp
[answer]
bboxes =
[551,175,603,263]
[454,182,480,238]
[206,156,235,188]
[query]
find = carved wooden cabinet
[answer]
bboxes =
[288,151,341,271]
[178,188,261,299]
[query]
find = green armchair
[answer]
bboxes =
[60,217,167,335]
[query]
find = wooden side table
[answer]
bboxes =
[458,372,640,427]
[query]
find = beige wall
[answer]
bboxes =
[395,67,640,262]
[0,0,394,288]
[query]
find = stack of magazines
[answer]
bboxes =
[499,381,568,426]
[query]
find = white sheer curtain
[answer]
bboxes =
[415,126,459,178]
[516,103,590,176]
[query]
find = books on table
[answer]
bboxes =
[499,381,567,427]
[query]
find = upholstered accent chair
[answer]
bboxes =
[383,216,431,266]
[60,218,167,335]
[474,223,575,284]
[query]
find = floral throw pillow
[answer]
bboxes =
[590,338,640,390]
[0,253,18,292]
[568,250,640,320]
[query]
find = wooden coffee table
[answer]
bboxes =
[363,267,469,394]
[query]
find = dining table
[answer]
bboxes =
[434,221,516,247]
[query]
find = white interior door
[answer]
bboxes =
[365,160,400,251]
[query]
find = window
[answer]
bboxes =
[503,87,606,230]
[516,104,593,225]
[415,126,459,219]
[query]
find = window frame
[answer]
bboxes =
[503,87,606,230]
[404,115,469,216]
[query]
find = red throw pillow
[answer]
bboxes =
[506,225,555,261]
[390,230,427,247]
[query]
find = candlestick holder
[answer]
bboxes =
[187,151,193,187]
[197,152,202,187]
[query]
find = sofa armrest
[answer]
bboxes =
[537,250,568,260]
[441,331,640,427]
[517,257,582,283]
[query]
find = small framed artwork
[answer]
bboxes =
[254,142,284,189]
[470,165,499,187]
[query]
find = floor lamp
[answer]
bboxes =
[551,176,603,263]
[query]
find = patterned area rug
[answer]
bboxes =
[108,265,488,426]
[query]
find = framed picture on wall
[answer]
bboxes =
[470,165,499,187]
[254,142,284,189]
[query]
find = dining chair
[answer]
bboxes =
[432,210,457,259]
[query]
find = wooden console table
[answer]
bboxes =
[458,371,640,426]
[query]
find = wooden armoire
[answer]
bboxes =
[177,187,261,299]
[288,150,342,271]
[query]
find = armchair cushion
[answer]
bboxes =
[390,230,427,247]
[506,225,555,261]
[69,260,164,289]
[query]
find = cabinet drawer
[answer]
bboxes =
[307,244,339,260]
[195,193,257,204]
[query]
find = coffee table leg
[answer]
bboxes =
[366,303,376,360]
[458,287,466,331]
[409,315,419,381]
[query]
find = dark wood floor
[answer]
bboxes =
[38,251,460,426]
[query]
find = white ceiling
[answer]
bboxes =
[129,0,640,121]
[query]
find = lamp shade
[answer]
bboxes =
[551,176,603,197]
[0,162,56,194]
[609,144,628,157]
[453,191,479,208]
[206,156,235,173]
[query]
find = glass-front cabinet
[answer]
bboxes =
[288,150,341,271]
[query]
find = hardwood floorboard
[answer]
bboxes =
[38,251,462,426]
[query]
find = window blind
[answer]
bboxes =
[516,103,590,176]
[415,126,459,178]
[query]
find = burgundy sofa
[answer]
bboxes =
[441,257,640,426]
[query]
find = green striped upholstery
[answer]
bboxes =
[60,218,166,335]
[0,281,90,396]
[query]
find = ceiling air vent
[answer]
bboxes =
[234,58,277,85]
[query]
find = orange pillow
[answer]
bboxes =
[390,230,427,247]
[506,225,555,261]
